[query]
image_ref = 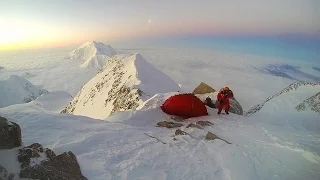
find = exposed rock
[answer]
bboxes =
[215,98,243,115]
[296,92,320,114]
[45,148,57,159]
[205,132,231,144]
[18,143,43,168]
[196,121,214,127]
[205,132,218,140]
[0,165,15,180]
[204,97,215,108]
[175,129,188,135]
[0,116,22,149]
[186,123,203,129]
[196,93,243,115]
[157,121,183,128]
[20,151,87,180]
[192,82,216,94]
[18,143,86,180]
[170,115,184,122]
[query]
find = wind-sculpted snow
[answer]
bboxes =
[245,81,320,116]
[66,41,117,68]
[62,53,180,119]
[0,75,48,108]
[296,92,320,114]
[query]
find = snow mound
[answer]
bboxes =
[0,66,4,69]
[296,92,320,114]
[61,53,181,119]
[0,75,48,108]
[245,81,320,116]
[66,41,117,68]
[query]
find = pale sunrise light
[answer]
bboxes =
[0,0,319,50]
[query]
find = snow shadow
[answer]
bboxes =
[260,64,320,82]
[312,67,320,72]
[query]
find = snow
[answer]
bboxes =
[0,66,4,69]
[62,53,180,119]
[0,75,48,108]
[29,91,73,113]
[1,91,319,180]
[66,41,117,69]
[0,44,320,180]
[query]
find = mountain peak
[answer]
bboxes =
[0,75,48,108]
[62,53,181,119]
[66,41,117,68]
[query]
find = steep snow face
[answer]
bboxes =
[66,41,117,68]
[296,92,320,114]
[245,82,320,116]
[0,75,48,108]
[62,53,181,119]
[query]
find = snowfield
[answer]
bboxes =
[0,91,319,180]
[0,44,320,180]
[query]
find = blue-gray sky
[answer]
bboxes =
[0,0,319,50]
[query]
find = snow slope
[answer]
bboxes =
[1,92,319,180]
[66,41,117,68]
[0,75,48,108]
[62,53,181,119]
[245,82,320,116]
[30,91,73,113]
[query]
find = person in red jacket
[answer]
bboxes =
[217,86,233,114]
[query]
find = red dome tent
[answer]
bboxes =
[161,94,208,119]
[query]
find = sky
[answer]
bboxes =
[0,0,319,50]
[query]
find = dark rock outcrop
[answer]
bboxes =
[157,121,183,128]
[18,143,87,180]
[0,116,22,149]
[215,98,243,115]
[175,129,188,135]
[296,92,320,114]
[192,82,216,94]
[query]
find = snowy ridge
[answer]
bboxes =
[62,53,181,119]
[66,41,117,68]
[296,92,320,114]
[245,81,320,116]
[0,75,48,108]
